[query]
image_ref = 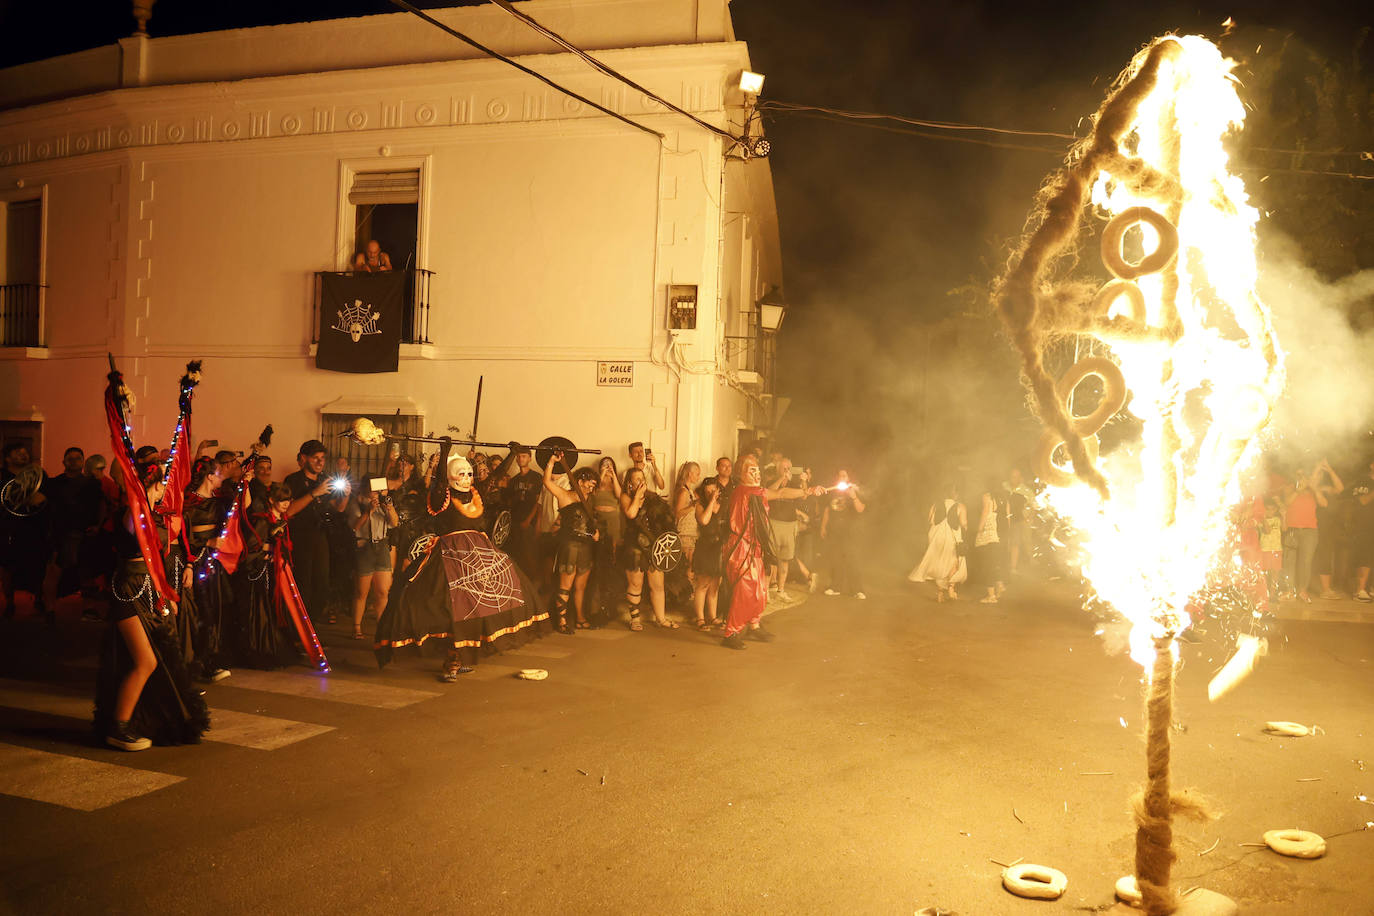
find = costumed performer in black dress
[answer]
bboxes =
[94,369,209,750]
[542,449,601,633]
[232,481,299,668]
[374,437,548,682]
[178,456,232,682]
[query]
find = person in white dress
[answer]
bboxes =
[908,484,967,601]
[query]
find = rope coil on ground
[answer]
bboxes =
[1115,874,1143,905]
[1263,829,1326,858]
[1001,863,1067,899]
[1263,721,1314,737]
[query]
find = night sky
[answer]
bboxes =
[3,1,1370,511]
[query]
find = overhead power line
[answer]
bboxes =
[761,101,1374,181]
[485,0,739,144]
[386,0,663,140]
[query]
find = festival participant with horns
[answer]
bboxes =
[719,453,817,650]
[373,437,548,682]
[94,365,209,750]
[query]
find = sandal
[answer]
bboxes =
[652,617,680,629]
[326,611,338,625]
[696,617,710,631]
[628,608,643,632]
[576,620,591,630]
[351,627,365,640]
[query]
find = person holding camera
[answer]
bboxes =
[284,440,350,625]
[348,478,399,639]
[620,466,676,630]
[629,441,665,493]
[691,477,726,629]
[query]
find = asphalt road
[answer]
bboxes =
[1,578,1372,915]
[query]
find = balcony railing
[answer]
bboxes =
[312,268,433,346]
[0,283,43,347]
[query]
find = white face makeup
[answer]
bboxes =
[742,458,761,487]
[448,455,474,492]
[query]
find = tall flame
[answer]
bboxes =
[1039,36,1284,668]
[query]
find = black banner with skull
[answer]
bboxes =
[316,271,406,373]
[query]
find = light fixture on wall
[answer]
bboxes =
[759,288,786,332]
[730,70,773,161]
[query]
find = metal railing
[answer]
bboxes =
[0,283,43,347]
[312,267,433,345]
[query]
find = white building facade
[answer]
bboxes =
[0,0,781,479]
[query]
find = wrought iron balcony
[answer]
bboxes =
[0,283,43,347]
[311,268,434,346]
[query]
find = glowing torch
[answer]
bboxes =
[996,35,1282,916]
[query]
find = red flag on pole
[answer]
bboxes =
[104,364,177,611]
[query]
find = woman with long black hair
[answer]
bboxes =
[234,481,298,668]
[178,455,232,682]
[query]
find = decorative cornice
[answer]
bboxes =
[0,44,745,169]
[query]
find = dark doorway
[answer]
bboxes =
[355,202,418,341]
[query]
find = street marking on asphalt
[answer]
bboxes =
[0,742,184,811]
[204,710,335,750]
[0,681,335,750]
[220,669,441,709]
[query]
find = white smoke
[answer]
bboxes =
[1258,237,1374,453]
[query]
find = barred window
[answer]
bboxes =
[319,412,425,480]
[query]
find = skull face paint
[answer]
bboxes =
[448,455,474,492]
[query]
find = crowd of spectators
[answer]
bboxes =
[0,436,867,638]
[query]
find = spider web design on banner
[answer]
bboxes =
[440,532,524,618]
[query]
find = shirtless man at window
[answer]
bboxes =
[353,240,393,272]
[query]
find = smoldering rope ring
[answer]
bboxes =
[1092,278,1148,324]
[1035,356,1128,488]
[1101,205,1179,280]
[1002,863,1068,900]
[1114,875,1142,905]
[1263,721,1312,738]
[1263,829,1326,859]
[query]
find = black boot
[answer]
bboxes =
[106,720,151,751]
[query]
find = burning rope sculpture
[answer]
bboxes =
[996,35,1283,916]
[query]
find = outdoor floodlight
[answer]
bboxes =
[750,137,772,158]
[739,70,765,95]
